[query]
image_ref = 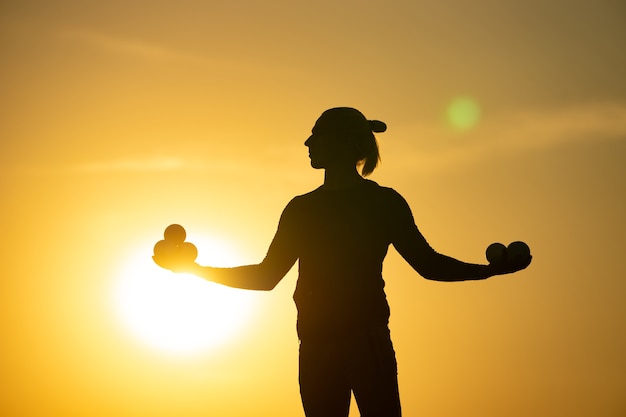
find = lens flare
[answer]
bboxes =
[447,97,481,131]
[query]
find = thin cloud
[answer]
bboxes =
[59,29,205,63]
[56,28,296,76]
[489,102,626,151]
[9,156,249,176]
[74,157,186,173]
[390,102,626,173]
[70,155,250,176]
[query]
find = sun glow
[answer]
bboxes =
[114,234,257,356]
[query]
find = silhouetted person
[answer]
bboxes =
[154,107,531,417]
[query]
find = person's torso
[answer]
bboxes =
[287,180,400,340]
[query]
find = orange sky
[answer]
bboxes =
[2,1,626,416]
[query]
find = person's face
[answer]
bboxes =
[304,123,354,170]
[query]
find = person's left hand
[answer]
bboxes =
[490,254,532,276]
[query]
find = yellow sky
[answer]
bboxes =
[2,1,626,416]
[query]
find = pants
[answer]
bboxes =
[298,326,402,417]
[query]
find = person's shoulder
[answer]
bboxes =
[363,179,404,200]
[292,185,324,201]
[283,186,324,210]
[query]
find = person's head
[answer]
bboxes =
[304,107,387,176]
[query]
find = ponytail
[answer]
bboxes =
[359,119,386,177]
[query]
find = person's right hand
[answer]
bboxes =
[153,254,199,273]
[152,239,199,274]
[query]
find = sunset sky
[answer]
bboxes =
[1,1,625,416]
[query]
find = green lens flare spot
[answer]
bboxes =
[447,97,481,131]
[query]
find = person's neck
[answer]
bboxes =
[322,166,364,190]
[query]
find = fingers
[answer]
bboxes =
[486,241,532,275]
[502,254,532,275]
[152,255,195,273]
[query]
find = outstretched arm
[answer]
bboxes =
[154,257,294,291]
[154,203,299,291]
[390,194,530,282]
[188,243,297,291]
[393,232,496,282]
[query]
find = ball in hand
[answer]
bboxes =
[486,242,507,265]
[153,239,178,262]
[164,224,186,243]
[507,241,531,267]
[178,241,198,263]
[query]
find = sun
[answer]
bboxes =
[113,233,257,356]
